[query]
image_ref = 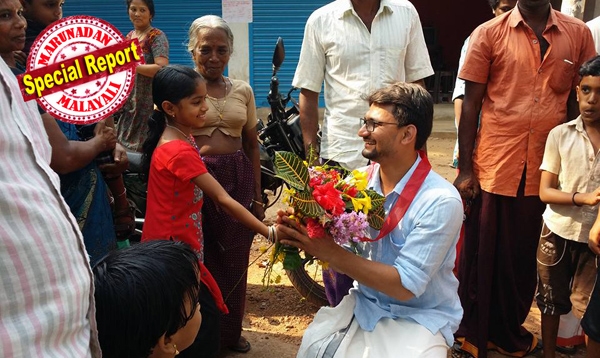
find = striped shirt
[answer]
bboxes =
[292,0,434,169]
[0,58,100,357]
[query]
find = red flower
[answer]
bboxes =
[312,182,345,215]
[305,218,327,239]
[345,185,358,197]
[309,175,323,188]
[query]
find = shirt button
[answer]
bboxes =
[533,39,539,44]
[591,157,595,161]
[538,69,542,73]
[534,98,539,102]
[530,129,534,133]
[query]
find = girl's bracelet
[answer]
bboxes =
[271,225,278,242]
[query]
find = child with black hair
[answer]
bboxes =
[93,240,202,358]
[536,54,600,358]
[141,65,284,357]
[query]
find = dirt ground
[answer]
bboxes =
[219,136,587,358]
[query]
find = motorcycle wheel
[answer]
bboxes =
[285,258,328,307]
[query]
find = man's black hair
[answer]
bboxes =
[93,240,201,358]
[488,0,500,10]
[367,82,433,150]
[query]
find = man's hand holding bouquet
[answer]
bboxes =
[262,150,385,286]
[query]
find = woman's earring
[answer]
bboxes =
[173,344,179,356]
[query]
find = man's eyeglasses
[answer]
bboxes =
[359,117,398,133]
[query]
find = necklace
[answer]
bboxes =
[166,124,201,153]
[134,26,152,41]
[207,76,228,120]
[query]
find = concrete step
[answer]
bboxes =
[432,103,457,139]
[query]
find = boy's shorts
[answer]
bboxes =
[582,265,600,342]
[535,223,597,318]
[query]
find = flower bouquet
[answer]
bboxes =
[262,151,385,286]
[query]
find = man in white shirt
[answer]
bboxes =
[293,0,433,171]
[587,15,600,54]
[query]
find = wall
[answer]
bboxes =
[229,23,250,82]
[412,0,493,71]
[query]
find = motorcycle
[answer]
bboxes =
[125,37,328,307]
[257,38,328,307]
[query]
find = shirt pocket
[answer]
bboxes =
[549,60,575,94]
[383,47,408,82]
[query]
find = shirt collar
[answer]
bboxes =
[570,115,585,133]
[509,4,560,32]
[368,155,421,197]
[336,0,392,20]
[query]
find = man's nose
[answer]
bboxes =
[358,124,369,137]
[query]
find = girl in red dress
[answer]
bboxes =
[141,65,281,357]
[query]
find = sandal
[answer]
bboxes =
[451,344,474,358]
[228,336,251,353]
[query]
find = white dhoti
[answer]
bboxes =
[297,292,449,358]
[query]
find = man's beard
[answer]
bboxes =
[362,147,378,161]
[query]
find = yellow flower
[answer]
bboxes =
[282,187,296,205]
[259,245,268,253]
[351,170,368,191]
[351,194,372,214]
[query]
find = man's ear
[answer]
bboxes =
[151,333,178,357]
[400,124,417,146]
[20,0,31,11]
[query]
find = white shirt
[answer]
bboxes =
[541,116,600,242]
[452,37,470,102]
[587,16,600,54]
[0,57,100,357]
[292,0,434,169]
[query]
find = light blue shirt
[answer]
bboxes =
[352,156,464,346]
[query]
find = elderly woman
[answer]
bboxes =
[188,15,263,354]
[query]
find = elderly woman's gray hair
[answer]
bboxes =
[187,15,234,55]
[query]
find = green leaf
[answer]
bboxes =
[292,190,326,218]
[274,151,310,190]
[282,245,302,270]
[368,204,385,230]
